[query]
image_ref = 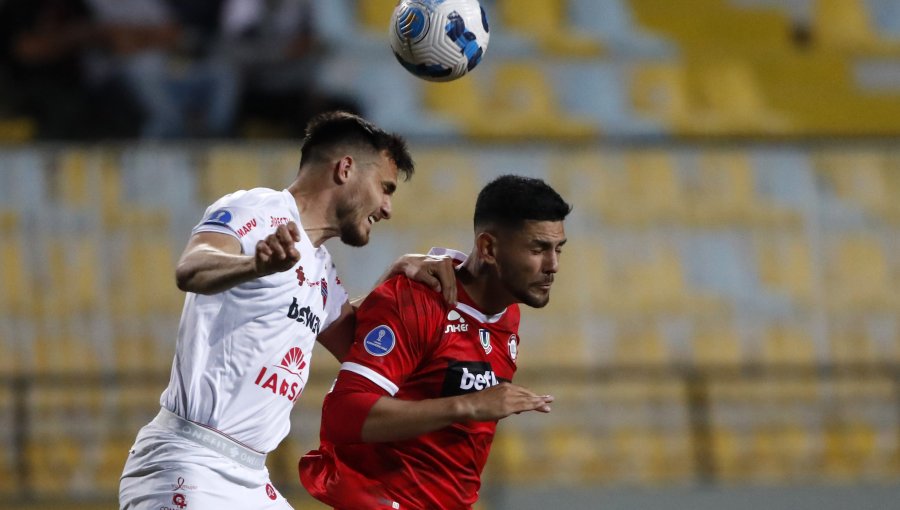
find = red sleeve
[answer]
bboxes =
[320,371,385,444]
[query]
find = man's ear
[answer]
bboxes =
[333,155,354,185]
[475,231,498,265]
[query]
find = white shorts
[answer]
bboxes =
[119,409,294,510]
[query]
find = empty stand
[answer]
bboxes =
[422,62,599,140]
[496,0,604,56]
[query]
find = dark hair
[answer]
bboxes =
[474,175,572,230]
[299,111,415,180]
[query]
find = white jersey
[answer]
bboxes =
[161,188,348,453]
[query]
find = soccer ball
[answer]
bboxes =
[389,0,490,82]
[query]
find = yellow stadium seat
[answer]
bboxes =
[613,323,670,366]
[491,428,545,482]
[689,150,795,225]
[201,147,265,204]
[58,149,95,209]
[630,62,692,130]
[823,421,877,479]
[357,0,397,32]
[543,425,609,483]
[590,150,686,226]
[388,149,479,228]
[825,234,899,311]
[693,60,792,134]
[829,320,879,365]
[710,424,751,481]
[496,0,603,56]
[27,437,82,495]
[814,150,899,218]
[691,322,743,367]
[761,324,816,365]
[423,62,598,140]
[0,216,35,317]
[814,0,900,54]
[755,235,815,305]
[95,436,133,493]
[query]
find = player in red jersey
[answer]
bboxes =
[299,175,571,509]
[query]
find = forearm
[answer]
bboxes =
[175,249,259,294]
[360,395,469,443]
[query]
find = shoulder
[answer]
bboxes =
[362,275,446,318]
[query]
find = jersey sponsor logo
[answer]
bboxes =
[479,328,492,354]
[254,347,305,404]
[440,361,509,397]
[202,208,232,226]
[287,297,321,334]
[278,347,308,375]
[508,334,518,362]
[444,310,469,333]
[363,325,395,356]
[235,218,257,238]
[270,216,290,227]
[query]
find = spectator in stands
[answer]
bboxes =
[86,0,240,139]
[219,0,361,137]
[0,0,138,140]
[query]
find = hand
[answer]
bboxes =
[254,222,301,276]
[459,382,553,422]
[389,254,458,306]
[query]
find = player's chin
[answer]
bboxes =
[340,224,370,247]
[520,288,551,309]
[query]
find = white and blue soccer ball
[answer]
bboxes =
[389,0,490,82]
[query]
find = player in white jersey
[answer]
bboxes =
[119,111,457,510]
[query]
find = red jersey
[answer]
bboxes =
[300,272,520,510]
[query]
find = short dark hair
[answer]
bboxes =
[299,111,415,180]
[474,175,572,230]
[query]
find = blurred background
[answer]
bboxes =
[2,0,900,508]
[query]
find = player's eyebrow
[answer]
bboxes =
[531,238,567,249]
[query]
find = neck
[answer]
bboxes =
[287,176,340,248]
[458,255,511,316]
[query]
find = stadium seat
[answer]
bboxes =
[829,320,879,365]
[596,150,686,225]
[824,234,898,311]
[689,150,796,225]
[388,149,479,228]
[760,324,816,365]
[691,321,743,367]
[201,147,265,204]
[0,215,35,317]
[813,0,900,54]
[755,235,815,305]
[356,0,395,33]
[422,62,599,140]
[813,150,899,219]
[613,323,670,366]
[26,436,82,495]
[823,421,878,479]
[496,0,604,56]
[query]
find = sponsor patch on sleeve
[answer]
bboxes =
[363,325,396,357]
[202,208,233,226]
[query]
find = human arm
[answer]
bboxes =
[321,371,553,444]
[175,222,301,294]
[315,253,458,362]
[373,253,458,306]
